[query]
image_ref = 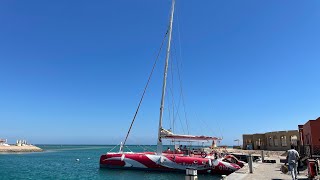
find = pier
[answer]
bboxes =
[226,154,309,180]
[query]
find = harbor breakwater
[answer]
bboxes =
[0,145,43,153]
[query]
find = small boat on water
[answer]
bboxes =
[100,0,242,175]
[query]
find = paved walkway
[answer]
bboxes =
[226,158,309,180]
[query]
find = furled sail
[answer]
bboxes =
[160,128,222,141]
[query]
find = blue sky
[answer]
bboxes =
[0,0,319,145]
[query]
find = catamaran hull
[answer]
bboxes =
[100,153,240,175]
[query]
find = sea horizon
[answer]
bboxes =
[0,145,221,180]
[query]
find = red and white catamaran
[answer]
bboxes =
[100,0,242,175]
[100,129,242,175]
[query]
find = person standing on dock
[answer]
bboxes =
[286,145,300,180]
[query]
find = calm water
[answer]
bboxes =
[0,145,220,180]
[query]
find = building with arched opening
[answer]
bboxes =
[243,130,299,151]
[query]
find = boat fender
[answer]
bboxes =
[208,159,212,167]
[121,154,125,161]
[201,152,207,158]
[159,156,164,164]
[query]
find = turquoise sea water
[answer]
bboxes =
[0,145,220,180]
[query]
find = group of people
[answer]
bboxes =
[166,145,208,156]
[165,145,227,159]
[166,145,189,154]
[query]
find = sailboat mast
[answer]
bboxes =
[157,0,175,155]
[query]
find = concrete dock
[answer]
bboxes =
[226,157,309,180]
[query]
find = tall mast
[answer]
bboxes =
[157,0,175,155]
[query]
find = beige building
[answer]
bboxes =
[243,130,299,151]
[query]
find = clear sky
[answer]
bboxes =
[1,0,319,145]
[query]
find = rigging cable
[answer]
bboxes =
[108,143,120,153]
[175,51,189,135]
[167,46,186,134]
[171,38,189,135]
[122,31,168,148]
[211,107,224,139]
[194,112,215,137]
[170,48,175,133]
[170,8,190,135]
[175,7,190,135]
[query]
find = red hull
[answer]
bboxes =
[100,152,240,175]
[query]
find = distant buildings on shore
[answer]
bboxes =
[242,117,320,155]
[0,139,9,146]
[16,140,30,146]
[0,139,32,147]
[243,130,299,151]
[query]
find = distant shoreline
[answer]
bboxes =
[0,145,43,153]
